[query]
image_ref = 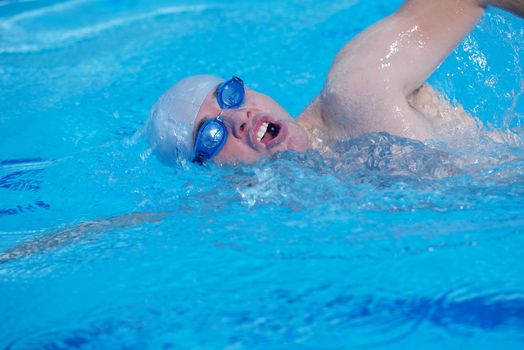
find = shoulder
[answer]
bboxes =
[298,74,436,142]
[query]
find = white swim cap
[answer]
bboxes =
[147,75,224,163]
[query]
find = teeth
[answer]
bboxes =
[256,122,269,142]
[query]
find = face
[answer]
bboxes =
[193,84,310,164]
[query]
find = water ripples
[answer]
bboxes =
[1,0,523,348]
[0,1,228,54]
[5,288,524,349]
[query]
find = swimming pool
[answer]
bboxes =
[1,0,523,348]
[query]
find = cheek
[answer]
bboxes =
[267,101,287,116]
[214,139,262,163]
[250,94,286,114]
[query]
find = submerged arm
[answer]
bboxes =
[0,211,171,264]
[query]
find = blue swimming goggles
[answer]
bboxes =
[192,76,245,164]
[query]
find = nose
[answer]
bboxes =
[221,108,253,139]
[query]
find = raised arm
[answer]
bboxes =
[299,0,522,141]
[337,0,483,96]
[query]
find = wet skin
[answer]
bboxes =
[194,85,309,164]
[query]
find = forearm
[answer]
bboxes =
[477,0,524,17]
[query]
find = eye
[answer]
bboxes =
[194,117,211,140]
[213,86,220,107]
[196,118,209,132]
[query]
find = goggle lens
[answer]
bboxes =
[193,118,228,163]
[201,121,226,149]
[217,76,245,109]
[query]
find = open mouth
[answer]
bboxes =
[256,122,281,145]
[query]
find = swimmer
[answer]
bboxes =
[147,0,524,165]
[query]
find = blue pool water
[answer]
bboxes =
[1,0,523,349]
